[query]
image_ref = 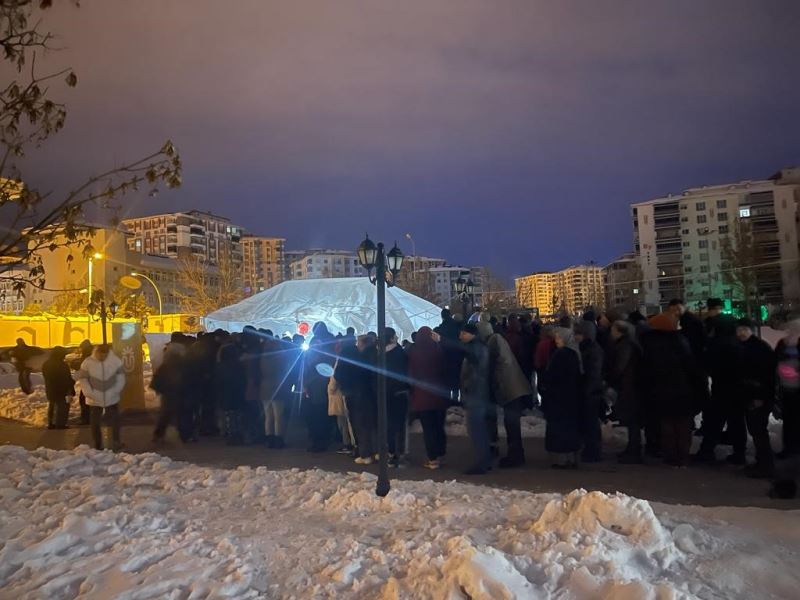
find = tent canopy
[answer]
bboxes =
[204,278,442,341]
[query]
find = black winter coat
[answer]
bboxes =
[640,330,705,418]
[42,356,75,402]
[705,334,742,397]
[215,357,247,412]
[540,347,583,453]
[579,339,604,410]
[606,337,641,426]
[738,336,777,409]
[150,353,186,403]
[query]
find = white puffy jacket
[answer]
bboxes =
[76,349,126,408]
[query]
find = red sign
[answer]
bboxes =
[297,322,310,336]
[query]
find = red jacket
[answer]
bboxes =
[409,327,449,412]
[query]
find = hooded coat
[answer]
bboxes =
[476,321,532,406]
[409,327,449,412]
[606,333,642,426]
[459,335,491,408]
[575,322,605,412]
[42,348,75,402]
[76,348,126,408]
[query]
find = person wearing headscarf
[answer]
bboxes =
[640,312,706,467]
[42,347,75,429]
[409,327,449,468]
[540,327,583,468]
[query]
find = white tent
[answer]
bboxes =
[203,278,442,341]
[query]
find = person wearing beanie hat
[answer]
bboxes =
[639,311,706,466]
[735,317,777,478]
[458,322,492,474]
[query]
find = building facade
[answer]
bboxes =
[603,253,642,314]
[289,250,366,280]
[632,167,800,310]
[515,265,605,316]
[122,210,243,266]
[241,235,285,294]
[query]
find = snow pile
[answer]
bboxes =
[1,445,798,599]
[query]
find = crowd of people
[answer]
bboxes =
[22,297,800,498]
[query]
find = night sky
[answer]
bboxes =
[18,0,800,280]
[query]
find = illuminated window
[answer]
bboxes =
[739,207,751,218]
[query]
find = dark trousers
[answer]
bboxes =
[79,392,90,424]
[419,409,447,460]
[698,388,736,457]
[224,410,243,444]
[726,404,748,458]
[305,394,334,451]
[18,369,33,394]
[503,397,525,460]
[387,393,409,456]
[90,404,120,450]
[644,411,662,454]
[746,405,774,472]
[348,395,375,458]
[465,400,491,470]
[153,396,189,442]
[625,424,642,455]
[199,387,219,435]
[47,398,68,428]
[661,415,693,466]
[782,390,800,455]
[581,396,603,461]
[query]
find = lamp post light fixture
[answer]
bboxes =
[454,276,475,320]
[87,290,118,345]
[356,234,404,497]
[131,271,163,330]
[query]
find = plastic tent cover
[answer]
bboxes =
[203,278,442,341]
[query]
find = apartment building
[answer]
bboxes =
[632,167,800,310]
[241,235,285,294]
[603,253,642,313]
[515,265,605,316]
[289,250,366,280]
[122,210,243,266]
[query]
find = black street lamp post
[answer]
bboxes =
[454,276,475,320]
[87,290,119,345]
[357,234,404,497]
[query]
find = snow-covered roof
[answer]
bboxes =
[203,277,441,340]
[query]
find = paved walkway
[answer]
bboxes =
[1,413,797,510]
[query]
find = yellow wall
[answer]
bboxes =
[0,313,196,348]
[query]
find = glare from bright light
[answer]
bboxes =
[301,342,310,351]
[92,252,104,260]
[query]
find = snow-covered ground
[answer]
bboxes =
[0,362,156,428]
[0,445,797,599]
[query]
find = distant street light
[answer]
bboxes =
[357,234,404,497]
[131,272,163,330]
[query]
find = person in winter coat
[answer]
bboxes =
[640,313,705,467]
[775,319,800,460]
[70,339,94,424]
[540,328,583,468]
[736,318,777,478]
[303,322,337,453]
[695,315,744,463]
[409,327,449,469]
[503,315,534,384]
[215,342,247,445]
[575,321,605,463]
[260,337,292,448]
[606,321,644,463]
[42,346,75,429]
[383,327,410,466]
[151,341,189,443]
[435,308,463,401]
[476,319,533,468]
[9,338,43,394]
[75,344,126,451]
[337,334,378,462]
[459,323,492,474]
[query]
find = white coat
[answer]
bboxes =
[76,349,126,408]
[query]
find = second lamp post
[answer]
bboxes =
[356,234,404,497]
[454,276,475,320]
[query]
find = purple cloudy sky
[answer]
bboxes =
[20,0,800,280]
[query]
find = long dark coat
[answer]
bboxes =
[42,354,75,402]
[408,329,449,412]
[640,329,704,418]
[606,336,641,426]
[540,347,583,453]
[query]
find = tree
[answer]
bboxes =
[720,219,761,315]
[480,269,518,314]
[175,254,243,317]
[0,1,181,297]
[47,284,86,315]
